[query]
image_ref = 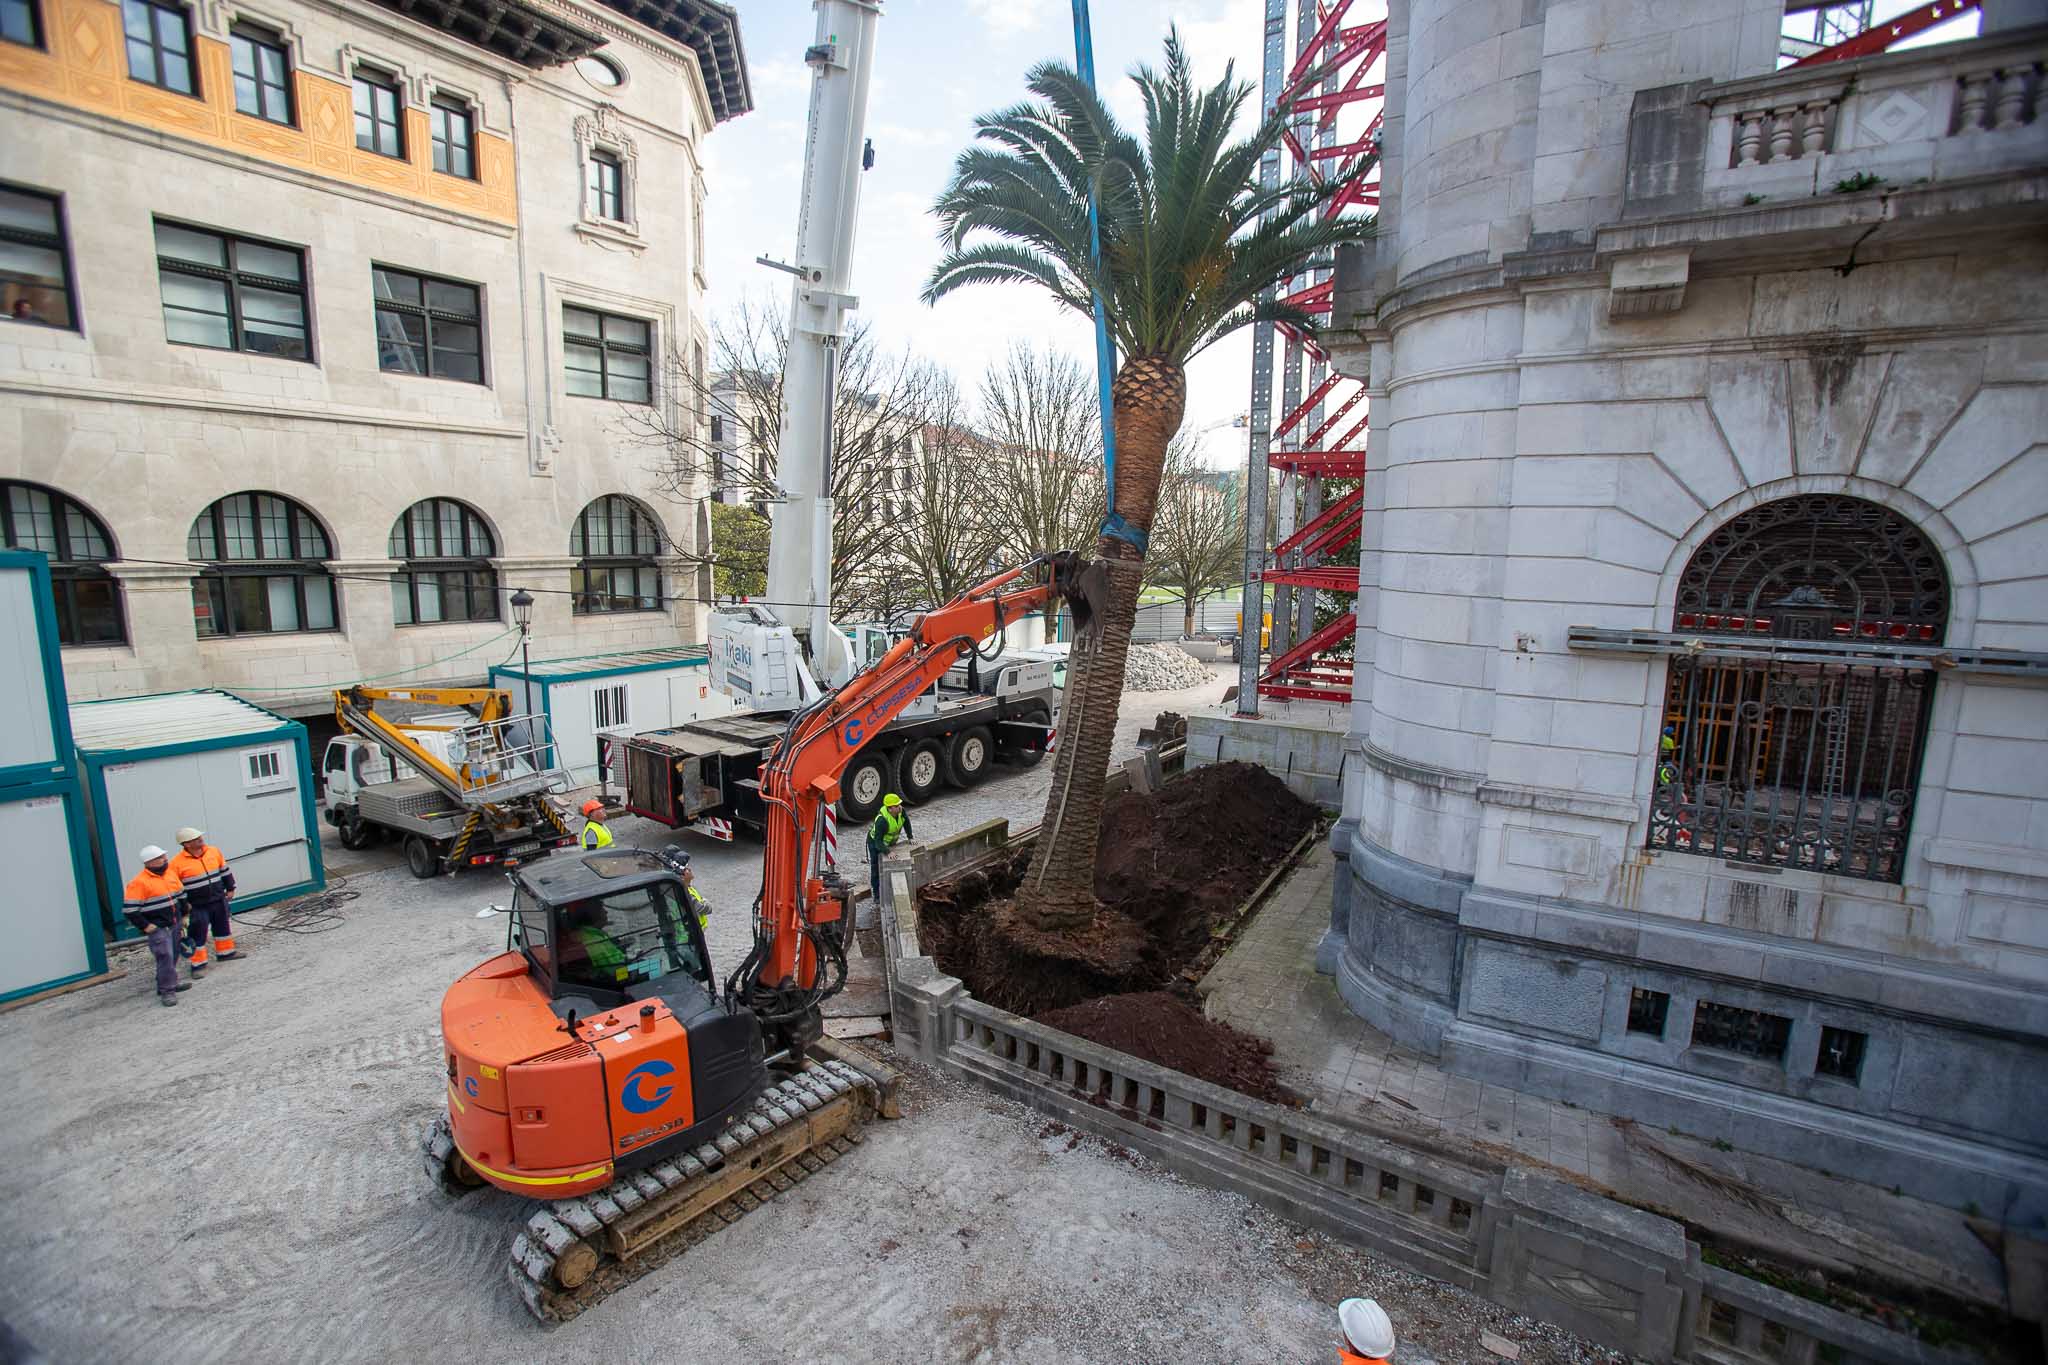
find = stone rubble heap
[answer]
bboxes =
[1124,642,1214,692]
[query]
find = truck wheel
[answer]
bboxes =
[404,835,441,879]
[899,739,945,804]
[1005,705,1052,768]
[945,726,994,788]
[338,811,375,850]
[837,749,894,824]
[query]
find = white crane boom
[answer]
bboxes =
[710,0,879,709]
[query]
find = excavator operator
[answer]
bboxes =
[558,889,705,993]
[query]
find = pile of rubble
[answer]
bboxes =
[1125,642,1214,692]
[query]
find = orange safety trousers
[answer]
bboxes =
[1339,1350,1390,1365]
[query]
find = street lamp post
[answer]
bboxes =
[509,587,535,734]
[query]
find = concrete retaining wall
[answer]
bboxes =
[1187,711,1348,807]
[875,821,1985,1365]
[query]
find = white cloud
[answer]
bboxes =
[966,0,1054,40]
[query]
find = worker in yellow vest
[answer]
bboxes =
[866,792,913,909]
[1337,1298,1395,1364]
[170,826,239,973]
[580,798,613,851]
[122,845,194,1007]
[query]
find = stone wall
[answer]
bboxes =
[1324,1,2048,1220]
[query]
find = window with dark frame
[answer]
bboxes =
[2,0,41,48]
[187,491,337,637]
[570,495,663,615]
[587,149,623,221]
[123,0,195,94]
[153,219,311,359]
[563,305,650,403]
[1,481,124,645]
[230,23,292,125]
[1649,495,1948,885]
[389,497,497,626]
[0,183,78,330]
[430,98,474,178]
[373,265,483,382]
[1816,1026,1868,1082]
[353,68,404,158]
[1626,988,1670,1038]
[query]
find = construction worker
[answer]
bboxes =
[170,826,238,975]
[566,904,629,984]
[1337,1298,1396,1364]
[866,792,913,909]
[668,850,712,931]
[580,798,613,851]
[122,845,192,1007]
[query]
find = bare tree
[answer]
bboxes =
[884,377,1008,611]
[627,295,943,616]
[1146,436,1244,636]
[978,343,1105,561]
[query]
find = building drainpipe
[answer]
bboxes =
[499,68,544,481]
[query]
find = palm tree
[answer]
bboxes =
[924,30,1374,929]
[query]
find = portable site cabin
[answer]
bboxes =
[0,550,106,1003]
[490,646,741,787]
[71,690,325,941]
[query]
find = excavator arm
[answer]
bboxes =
[734,552,1098,1035]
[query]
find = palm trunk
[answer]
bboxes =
[1017,357,1186,930]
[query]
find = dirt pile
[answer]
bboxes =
[917,761,1317,1016]
[1034,992,1290,1104]
[1124,642,1213,691]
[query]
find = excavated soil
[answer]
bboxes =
[917,761,1317,1019]
[1035,992,1290,1104]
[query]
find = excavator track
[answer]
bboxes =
[425,1057,881,1324]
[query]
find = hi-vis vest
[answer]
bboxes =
[581,819,614,851]
[687,884,711,929]
[169,845,234,908]
[869,807,907,849]
[123,867,185,925]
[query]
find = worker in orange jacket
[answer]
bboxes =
[170,826,239,973]
[123,845,194,1007]
[1337,1298,1395,1364]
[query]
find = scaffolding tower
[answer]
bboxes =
[1236,0,1386,713]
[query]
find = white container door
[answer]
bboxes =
[207,742,311,896]
[0,567,61,776]
[0,792,92,997]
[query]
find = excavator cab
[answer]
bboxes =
[508,851,721,1014]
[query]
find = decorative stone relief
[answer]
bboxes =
[573,104,644,251]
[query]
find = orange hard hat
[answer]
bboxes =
[581,799,605,818]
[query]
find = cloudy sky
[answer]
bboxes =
[697,0,1271,472]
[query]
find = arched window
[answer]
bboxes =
[570,495,663,614]
[1,481,123,645]
[389,498,497,625]
[187,492,336,636]
[1650,496,1947,884]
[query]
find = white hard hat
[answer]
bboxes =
[139,844,168,864]
[175,826,204,843]
[1339,1299,1395,1359]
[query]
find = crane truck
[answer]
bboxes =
[613,0,1058,841]
[321,685,578,877]
[421,550,1102,1322]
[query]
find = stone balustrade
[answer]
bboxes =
[1699,27,2048,204]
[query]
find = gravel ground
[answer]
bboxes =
[0,676,1626,1364]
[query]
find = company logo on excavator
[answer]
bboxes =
[463,1076,479,1098]
[620,1059,676,1114]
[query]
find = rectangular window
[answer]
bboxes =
[563,305,650,403]
[123,0,194,94]
[2,0,41,47]
[373,265,482,382]
[1690,1001,1792,1063]
[244,747,287,787]
[587,150,623,221]
[1816,1026,1867,1082]
[154,220,310,360]
[230,24,292,125]
[594,682,629,730]
[430,99,474,179]
[353,70,404,158]
[0,183,77,330]
[1627,988,1670,1037]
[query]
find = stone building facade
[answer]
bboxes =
[1324,0,2048,1217]
[0,0,748,717]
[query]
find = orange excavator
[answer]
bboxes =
[422,552,1099,1321]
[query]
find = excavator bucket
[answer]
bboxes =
[1049,551,1112,652]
